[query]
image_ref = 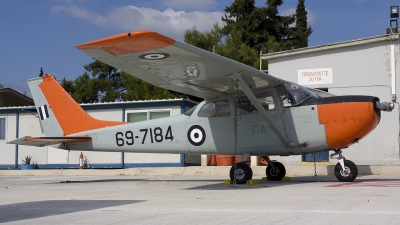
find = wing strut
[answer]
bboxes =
[230,73,295,148]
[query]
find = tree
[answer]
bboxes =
[219,29,260,68]
[184,23,223,53]
[184,23,260,69]
[70,72,99,103]
[61,60,180,103]
[61,77,74,95]
[222,0,297,52]
[120,72,178,101]
[263,0,296,52]
[293,0,313,49]
[39,67,43,77]
[222,0,258,47]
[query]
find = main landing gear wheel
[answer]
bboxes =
[266,161,286,181]
[334,159,358,182]
[230,163,253,184]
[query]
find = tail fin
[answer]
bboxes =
[28,74,126,136]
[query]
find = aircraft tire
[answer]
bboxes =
[334,159,358,182]
[230,163,253,184]
[266,162,286,181]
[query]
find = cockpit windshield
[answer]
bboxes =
[276,82,333,107]
[184,104,198,116]
[307,88,335,98]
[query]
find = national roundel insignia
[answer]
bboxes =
[187,125,206,146]
[139,53,170,60]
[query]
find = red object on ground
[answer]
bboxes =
[234,156,251,166]
[209,155,217,166]
[216,155,252,166]
[216,156,234,166]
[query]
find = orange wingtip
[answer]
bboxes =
[75,30,175,55]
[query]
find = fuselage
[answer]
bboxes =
[66,82,381,157]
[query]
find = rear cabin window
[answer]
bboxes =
[184,104,199,116]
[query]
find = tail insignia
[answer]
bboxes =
[38,105,49,120]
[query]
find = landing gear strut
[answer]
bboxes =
[330,149,358,182]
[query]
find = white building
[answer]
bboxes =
[262,32,400,166]
[0,99,198,169]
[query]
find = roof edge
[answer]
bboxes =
[261,34,400,60]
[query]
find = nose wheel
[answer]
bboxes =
[334,159,358,182]
[331,150,358,182]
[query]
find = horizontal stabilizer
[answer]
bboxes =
[7,136,92,147]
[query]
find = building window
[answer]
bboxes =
[0,118,5,140]
[126,110,171,123]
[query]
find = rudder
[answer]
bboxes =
[28,74,126,136]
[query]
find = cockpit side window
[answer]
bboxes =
[198,101,231,117]
[236,91,275,115]
[277,82,315,107]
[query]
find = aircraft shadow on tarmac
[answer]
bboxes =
[0,200,144,223]
[46,175,342,190]
[184,176,339,190]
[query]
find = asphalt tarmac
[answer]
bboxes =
[1,175,400,224]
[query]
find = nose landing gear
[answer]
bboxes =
[330,149,358,182]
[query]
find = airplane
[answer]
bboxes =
[8,30,395,183]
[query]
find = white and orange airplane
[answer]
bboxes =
[8,30,394,183]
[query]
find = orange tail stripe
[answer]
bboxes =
[25,136,91,143]
[40,75,126,136]
[75,30,175,56]
[318,102,380,149]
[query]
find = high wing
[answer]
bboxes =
[7,136,92,147]
[75,30,283,99]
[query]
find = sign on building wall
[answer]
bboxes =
[298,68,333,85]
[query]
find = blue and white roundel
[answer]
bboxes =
[187,125,206,146]
[139,53,170,60]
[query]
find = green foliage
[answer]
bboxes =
[22,156,32,165]
[39,67,43,77]
[184,23,223,53]
[120,72,178,101]
[61,60,180,103]
[185,23,260,68]
[293,0,313,49]
[219,29,260,68]
[61,77,74,95]
[183,0,312,70]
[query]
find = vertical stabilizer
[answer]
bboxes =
[28,74,126,136]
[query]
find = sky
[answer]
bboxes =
[0,0,398,96]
